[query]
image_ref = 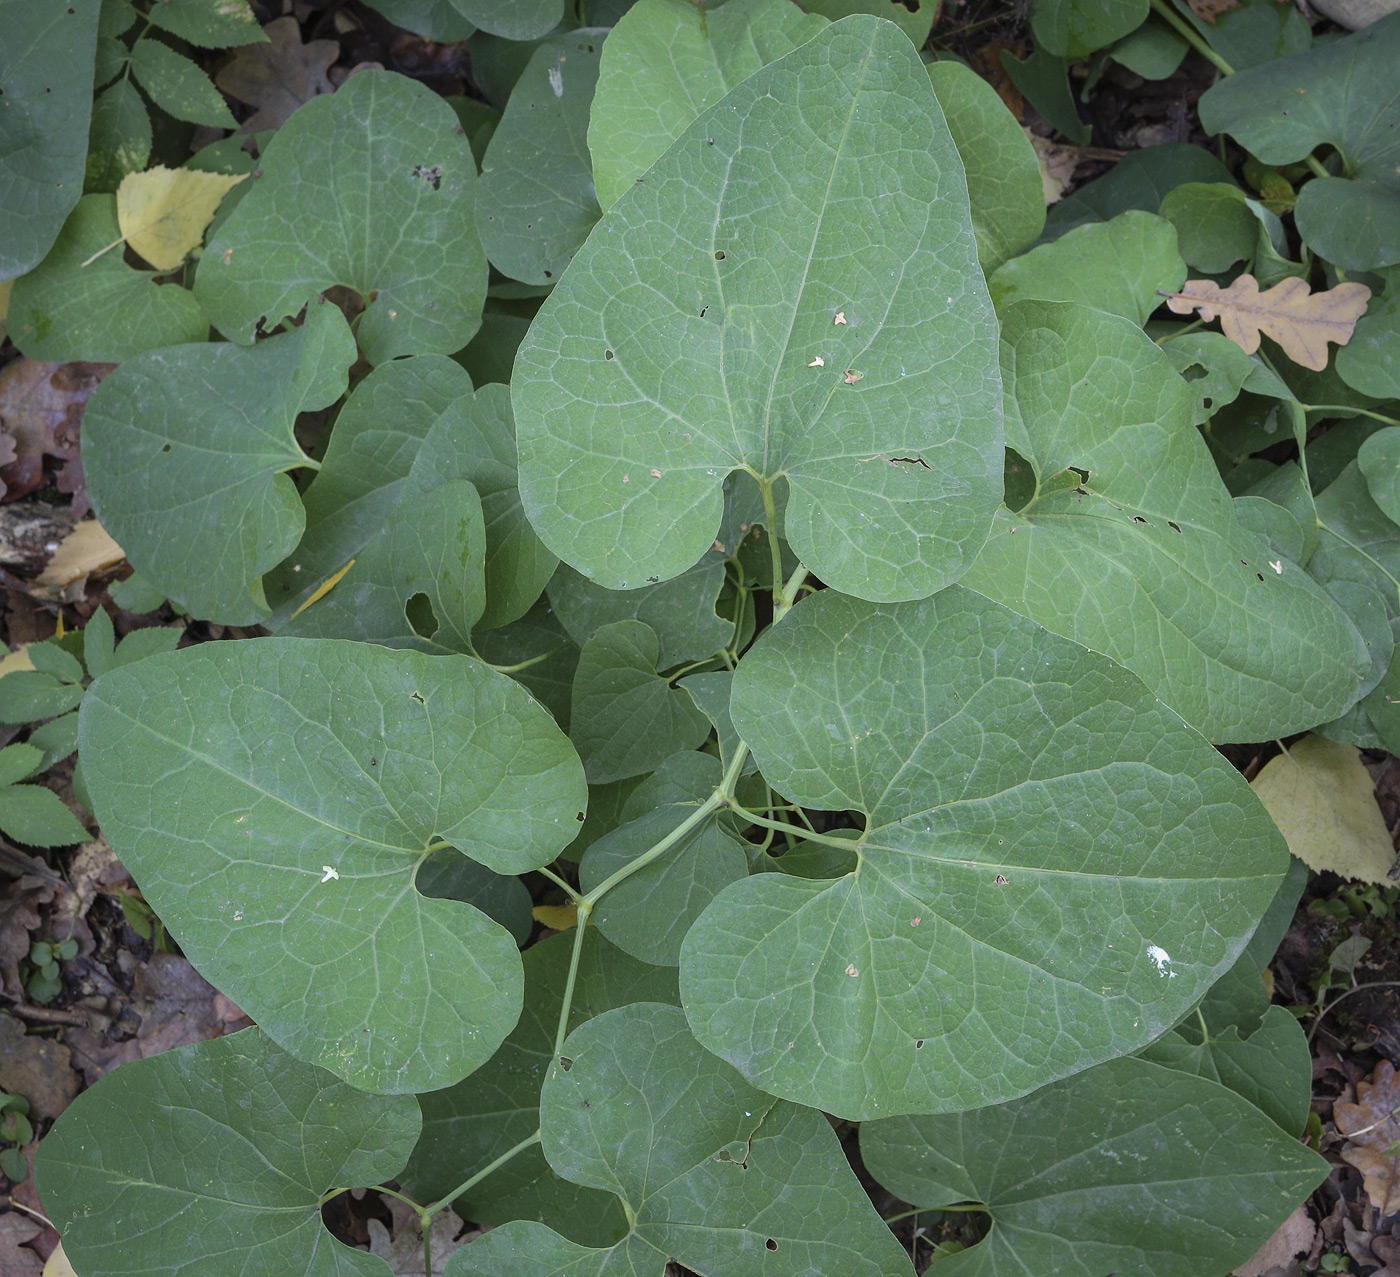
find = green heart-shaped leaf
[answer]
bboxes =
[515,16,1003,602]
[83,301,355,626]
[861,1055,1327,1277]
[962,300,1370,742]
[450,1002,912,1276]
[197,70,487,363]
[39,1029,419,1277]
[682,586,1287,1119]
[79,638,587,1092]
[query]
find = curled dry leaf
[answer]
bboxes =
[1165,272,1372,371]
[215,15,338,134]
[1336,1060,1400,1215]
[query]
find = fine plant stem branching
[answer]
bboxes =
[773,563,810,622]
[424,1128,544,1223]
[1147,0,1234,75]
[552,902,593,1060]
[1308,979,1400,1047]
[726,802,861,852]
[480,642,571,675]
[1302,405,1400,427]
[537,863,583,904]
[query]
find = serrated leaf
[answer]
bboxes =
[0,0,100,281]
[1033,0,1148,56]
[9,197,208,360]
[83,301,355,625]
[587,0,825,212]
[144,0,266,47]
[86,77,151,193]
[928,61,1044,273]
[116,165,246,272]
[961,301,1369,742]
[1252,734,1396,884]
[450,1003,913,1277]
[0,743,44,787]
[402,932,679,1244]
[1198,13,1400,270]
[197,70,487,364]
[477,31,607,285]
[515,16,1003,602]
[988,209,1186,325]
[0,783,89,847]
[681,586,1287,1119]
[38,1028,419,1277]
[79,638,586,1092]
[1166,273,1371,372]
[0,672,86,725]
[861,1056,1327,1277]
[580,753,748,964]
[569,621,711,783]
[130,38,238,128]
[450,0,564,40]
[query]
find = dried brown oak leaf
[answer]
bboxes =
[0,360,113,510]
[1165,273,1371,372]
[216,15,337,134]
[1336,1060,1400,1215]
[1186,0,1242,22]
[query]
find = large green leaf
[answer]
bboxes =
[1198,13,1400,270]
[1310,462,1400,630]
[478,31,607,285]
[1032,0,1148,57]
[8,195,208,362]
[0,0,99,281]
[402,932,679,1244]
[861,1056,1327,1277]
[38,1029,419,1277]
[988,210,1186,325]
[83,302,355,626]
[451,0,564,40]
[961,301,1369,742]
[514,16,1003,602]
[451,1003,913,1277]
[803,0,932,43]
[587,0,826,211]
[1338,269,1400,401]
[581,753,749,964]
[196,70,487,364]
[79,639,587,1092]
[568,621,712,782]
[681,586,1288,1119]
[928,61,1044,274]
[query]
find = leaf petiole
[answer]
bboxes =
[423,1128,543,1222]
[1147,0,1235,76]
[552,898,592,1060]
[725,802,863,853]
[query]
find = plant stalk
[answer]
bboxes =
[1147,0,1235,75]
[552,900,592,1060]
[424,1128,543,1221]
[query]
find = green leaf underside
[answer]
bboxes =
[78,639,587,1092]
[196,70,487,364]
[9,195,208,362]
[514,16,1003,602]
[1198,12,1400,269]
[451,1003,912,1277]
[38,1028,419,1277]
[83,302,355,627]
[681,586,1287,1120]
[0,0,100,281]
[861,1056,1327,1277]
[478,31,608,286]
[587,0,827,212]
[569,621,712,783]
[403,932,679,1244]
[961,301,1369,743]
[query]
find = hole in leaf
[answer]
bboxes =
[714,250,726,260]
[1168,520,1182,533]
[1257,573,1265,581]
[575,811,585,822]
[578,41,596,52]
[406,592,439,640]
[411,164,443,190]
[604,349,614,360]
[1068,465,1089,483]
[766,1239,779,1252]
[559,1056,573,1072]
[1132,515,1148,524]
[700,305,709,317]
[410,690,426,706]
[160,444,171,453]
[915,1039,924,1048]
[543,270,553,279]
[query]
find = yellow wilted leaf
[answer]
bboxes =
[44,1240,80,1277]
[532,903,580,932]
[116,165,248,272]
[1165,272,1371,372]
[0,646,36,677]
[32,519,126,599]
[1251,734,1396,883]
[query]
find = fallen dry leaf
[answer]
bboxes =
[367,1198,473,1276]
[1232,1205,1316,1277]
[1251,735,1397,883]
[0,1013,79,1124]
[1186,0,1242,21]
[31,520,125,602]
[0,361,114,508]
[1337,1061,1400,1215]
[116,166,248,272]
[42,1241,78,1277]
[1165,273,1372,372]
[1027,131,1078,205]
[216,15,338,134]
[0,1209,44,1277]
[0,877,56,1003]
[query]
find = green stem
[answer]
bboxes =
[1301,404,1400,427]
[424,1128,543,1221]
[582,744,750,906]
[1154,318,1204,344]
[1195,1007,1211,1046]
[552,903,592,1059]
[537,863,583,903]
[667,656,724,685]
[726,802,862,853]
[1305,154,1331,181]
[1148,0,1234,75]
[483,642,571,675]
[773,564,810,623]
[424,839,452,853]
[297,457,321,472]
[760,479,786,603]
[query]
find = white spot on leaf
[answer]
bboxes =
[834,311,847,325]
[548,66,564,97]
[321,866,340,883]
[808,355,825,367]
[1147,944,1177,977]
[1270,560,1283,574]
